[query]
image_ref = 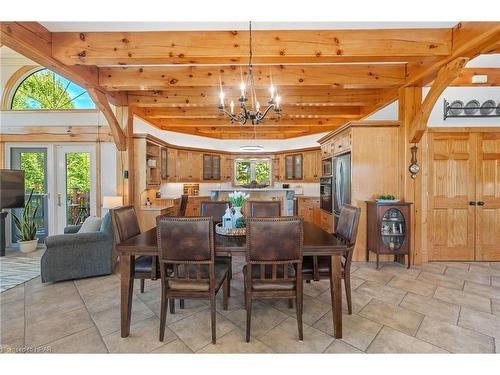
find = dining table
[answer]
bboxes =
[116,221,348,339]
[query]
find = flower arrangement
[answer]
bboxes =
[228,191,250,207]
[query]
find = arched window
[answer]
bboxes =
[10,68,95,110]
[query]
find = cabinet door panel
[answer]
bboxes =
[428,134,475,261]
[476,133,500,261]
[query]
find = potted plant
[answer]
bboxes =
[228,191,250,226]
[12,189,39,253]
[376,194,399,203]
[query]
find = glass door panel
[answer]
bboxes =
[10,148,49,243]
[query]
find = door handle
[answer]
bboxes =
[468,201,476,206]
[57,194,62,207]
[477,201,485,206]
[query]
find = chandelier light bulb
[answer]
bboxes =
[219,90,225,105]
[230,100,234,115]
[256,101,260,113]
[270,85,275,100]
[240,81,246,96]
[275,95,281,109]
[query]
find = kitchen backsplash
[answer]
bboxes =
[159,182,320,197]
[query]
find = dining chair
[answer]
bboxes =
[112,205,158,293]
[248,200,281,217]
[200,201,233,289]
[156,216,229,344]
[302,204,361,314]
[244,216,304,342]
[177,194,189,216]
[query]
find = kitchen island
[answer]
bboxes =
[210,188,296,216]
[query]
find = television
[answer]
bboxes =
[0,169,25,209]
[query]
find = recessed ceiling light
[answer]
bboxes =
[239,145,264,152]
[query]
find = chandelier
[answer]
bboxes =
[218,21,282,125]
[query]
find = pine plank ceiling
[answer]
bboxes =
[2,22,499,140]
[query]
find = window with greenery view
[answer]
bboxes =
[11,68,95,110]
[235,159,271,185]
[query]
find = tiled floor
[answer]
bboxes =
[1,257,500,353]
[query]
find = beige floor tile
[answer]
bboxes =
[379,264,421,280]
[46,326,108,353]
[25,292,85,324]
[367,326,447,353]
[74,274,120,295]
[464,281,500,299]
[216,288,245,316]
[359,299,424,336]
[324,339,364,353]
[0,316,24,346]
[150,339,193,353]
[259,316,334,353]
[490,262,500,271]
[434,286,491,313]
[417,262,447,275]
[399,293,460,325]
[416,316,494,353]
[142,295,209,325]
[356,281,406,305]
[80,286,121,315]
[0,285,24,304]
[225,300,288,338]
[417,272,464,290]
[313,311,381,351]
[303,279,331,298]
[492,277,500,288]
[497,338,500,353]
[388,276,436,297]
[492,299,500,317]
[103,316,175,353]
[168,309,237,352]
[0,298,24,323]
[25,280,77,305]
[469,264,500,277]
[197,328,273,353]
[91,297,155,336]
[267,294,331,326]
[25,307,94,347]
[439,262,470,271]
[317,288,372,314]
[458,307,500,338]
[444,267,491,286]
[352,267,394,284]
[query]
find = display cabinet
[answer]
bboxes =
[366,201,412,269]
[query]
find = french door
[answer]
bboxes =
[10,148,49,242]
[55,145,97,234]
[428,132,500,261]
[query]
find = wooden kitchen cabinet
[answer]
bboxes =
[185,196,208,216]
[166,148,177,182]
[203,154,221,180]
[176,150,202,182]
[298,196,321,226]
[221,156,233,182]
[320,209,333,234]
[285,153,303,180]
[303,151,321,182]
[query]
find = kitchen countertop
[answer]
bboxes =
[211,188,296,192]
[156,195,209,199]
[139,205,175,211]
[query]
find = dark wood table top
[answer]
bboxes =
[117,221,348,257]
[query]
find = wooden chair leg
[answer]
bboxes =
[288,299,294,308]
[140,279,145,293]
[306,279,311,284]
[169,298,175,314]
[296,291,303,341]
[160,295,167,341]
[223,277,229,310]
[245,295,252,343]
[179,299,185,309]
[344,276,352,315]
[210,294,216,344]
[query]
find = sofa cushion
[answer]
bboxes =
[78,216,102,233]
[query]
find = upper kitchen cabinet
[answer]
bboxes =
[221,156,234,182]
[176,150,202,182]
[285,154,303,180]
[302,150,321,182]
[203,154,221,180]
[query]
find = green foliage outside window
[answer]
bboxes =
[20,152,45,193]
[66,153,91,195]
[234,160,271,185]
[254,161,270,184]
[235,161,251,184]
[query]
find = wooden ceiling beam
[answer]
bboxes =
[52,28,452,65]
[410,57,469,143]
[448,68,500,86]
[137,105,362,118]
[147,117,348,128]
[0,22,128,150]
[127,87,388,107]
[406,22,500,87]
[99,64,406,90]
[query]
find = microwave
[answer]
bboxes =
[322,157,333,177]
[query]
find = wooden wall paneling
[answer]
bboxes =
[0,142,4,168]
[0,125,114,142]
[475,132,500,260]
[351,126,400,262]
[427,133,476,261]
[95,142,102,217]
[126,110,134,205]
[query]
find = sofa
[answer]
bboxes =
[41,212,113,283]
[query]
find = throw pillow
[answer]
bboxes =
[78,216,102,233]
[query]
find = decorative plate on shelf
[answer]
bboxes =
[464,100,480,115]
[449,100,464,115]
[215,223,246,236]
[480,100,496,115]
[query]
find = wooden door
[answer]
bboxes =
[428,133,476,261]
[303,152,315,182]
[222,156,233,182]
[166,148,177,182]
[475,133,500,261]
[190,152,202,182]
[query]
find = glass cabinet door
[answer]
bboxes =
[380,208,406,251]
